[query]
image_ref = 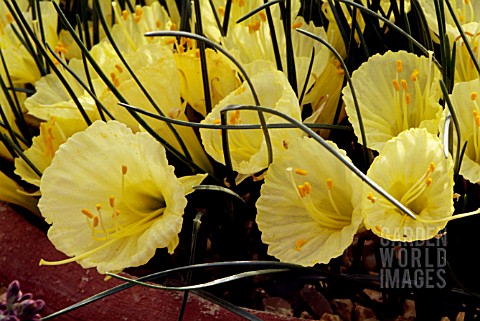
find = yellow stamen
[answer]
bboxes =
[304,182,312,194]
[396,60,403,73]
[428,162,435,174]
[134,6,143,23]
[297,184,307,198]
[392,79,400,91]
[259,11,267,22]
[410,69,419,81]
[110,72,120,87]
[92,216,99,228]
[405,93,411,105]
[55,42,69,54]
[109,195,115,208]
[326,178,333,190]
[295,239,307,251]
[472,92,478,100]
[401,79,408,91]
[122,165,128,175]
[426,177,433,187]
[122,10,129,20]
[81,209,94,219]
[291,21,303,29]
[218,6,225,16]
[5,13,13,24]
[170,23,177,31]
[114,64,123,73]
[156,20,162,28]
[294,168,308,176]
[367,192,376,203]
[248,21,261,33]
[375,225,382,232]
[401,162,436,206]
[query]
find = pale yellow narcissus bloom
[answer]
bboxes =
[416,0,480,83]
[38,121,207,274]
[25,0,175,120]
[256,136,364,266]
[174,48,241,117]
[24,62,98,122]
[321,1,410,58]
[200,69,304,176]
[202,0,328,106]
[95,42,213,173]
[448,77,480,183]
[0,0,61,85]
[200,0,301,43]
[221,14,329,106]
[450,22,480,82]
[0,88,27,160]
[109,1,174,52]
[343,50,443,152]
[0,171,39,215]
[303,56,345,138]
[14,116,88,188]
[0,0,40,85]
[417,0,480,40]
[363,128,454,242]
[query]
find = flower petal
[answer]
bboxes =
[256,136,364,266]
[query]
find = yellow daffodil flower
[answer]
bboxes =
[0,0,39,85]
[0,88,27,160]
[321,1,410,57]
[222,15,329,105]
[448,77,480,183]
[417,1,480,83]
[450,22,480,82]
[417,0,480,40]
[14,116,88,187]
[364,128,454,241]
[109,1,174,52]
[303,56,345,137]
[96,42,213,173]
[256,136,364,266]
[24,62,97,121]
[201,0,328,106]
[200,69,304,175]
[343,50,442,151]
[174,48,240,117]
[201,0,301,43]
[38,121,207,274]
[0,171,39,214]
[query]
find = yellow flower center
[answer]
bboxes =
[287,167,350,229]
[134,6,143,23]
[391,58,432,133]
[369,162,436,230]
[248,21,261,34]
[40,164,166,267]
[455,0,475,24]
[454,30,480,81]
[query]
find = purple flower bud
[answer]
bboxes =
[6,281,22,307]
[14,299,45,320]
[18,294,32,302]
